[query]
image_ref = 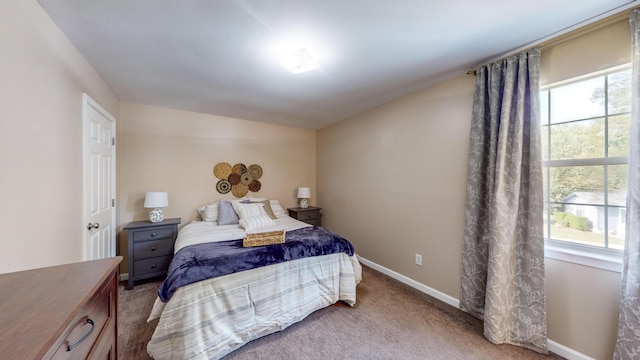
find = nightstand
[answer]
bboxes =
[124,218,180,290]
[288,207,321,226]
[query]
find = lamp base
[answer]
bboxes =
[149,208,164,223]
[299,199,309,209]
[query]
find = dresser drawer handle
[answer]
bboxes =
[150,232,158,237]
[151,264,157,269]
[67,318,95,352]
[151,246,157,251]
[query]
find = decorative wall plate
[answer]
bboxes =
[248,179,261,192]
[248,164,263,179]
[231,183,249,197]
[216,179,232,194]
[232,163,247,175]
[240,173,253,185]
[227,173,241,185]
[213,162,232,179]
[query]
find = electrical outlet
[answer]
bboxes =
[415,253,422,266]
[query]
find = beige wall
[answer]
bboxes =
[318,74,474,298]
[546,259,621,358]
[317,34,626,358]
[0,0,119,273]
[117,102,316,274]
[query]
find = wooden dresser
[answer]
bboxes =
[0,256,122,359]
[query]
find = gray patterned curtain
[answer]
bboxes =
[460,48,547,353]
[614,9,640,360]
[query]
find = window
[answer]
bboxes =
[541,65,631,270]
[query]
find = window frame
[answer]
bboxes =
[541,64,631,273]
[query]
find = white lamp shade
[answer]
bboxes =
[144,192,168,208]
[297,187,311,199]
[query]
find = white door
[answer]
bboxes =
[83,94,116,260]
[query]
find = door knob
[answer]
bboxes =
[87,223,100,230]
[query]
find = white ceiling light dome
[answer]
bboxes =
[279,48,320,74]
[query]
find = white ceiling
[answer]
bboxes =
[38,0,637,129]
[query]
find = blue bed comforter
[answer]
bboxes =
[158,226,354,302]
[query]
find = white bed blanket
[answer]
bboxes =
[147,216,361,360]
[148,253,361,360]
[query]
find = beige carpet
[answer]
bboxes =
[118,265,564,359]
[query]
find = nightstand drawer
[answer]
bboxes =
[133,256,172,277]
[298,211,319,221]
[133,238,174,258]
[133,227,173,242]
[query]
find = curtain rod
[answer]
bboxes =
[466,1,639,76]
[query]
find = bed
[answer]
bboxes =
[146,198,362,359]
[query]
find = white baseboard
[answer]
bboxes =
[357,256,459,308]
[547,340,596,360]
[357,256,595,360]
[120,272,129,281]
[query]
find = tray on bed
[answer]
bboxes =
[243,229,286,247]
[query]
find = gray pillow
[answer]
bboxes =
[218,199,248,225]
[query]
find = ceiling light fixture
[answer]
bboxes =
[279,48,320,74]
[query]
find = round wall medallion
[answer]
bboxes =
[248,179,261,192]
[240,173,253,185]
[232,163,247,175]
[216,179,232,194]
[213,162,232,179]
[248,164,263,179]
[227,173,241,185]
[231,183,249,198]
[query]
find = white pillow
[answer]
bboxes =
[197,202,219,222]
[239,214,276,231]
[269,200,286,216]
[248,197,286,216]
[235,202,266,220]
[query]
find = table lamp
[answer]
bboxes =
[297,187,311,209]
[144,192,168,223]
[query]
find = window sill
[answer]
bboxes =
[545,242,622,273]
